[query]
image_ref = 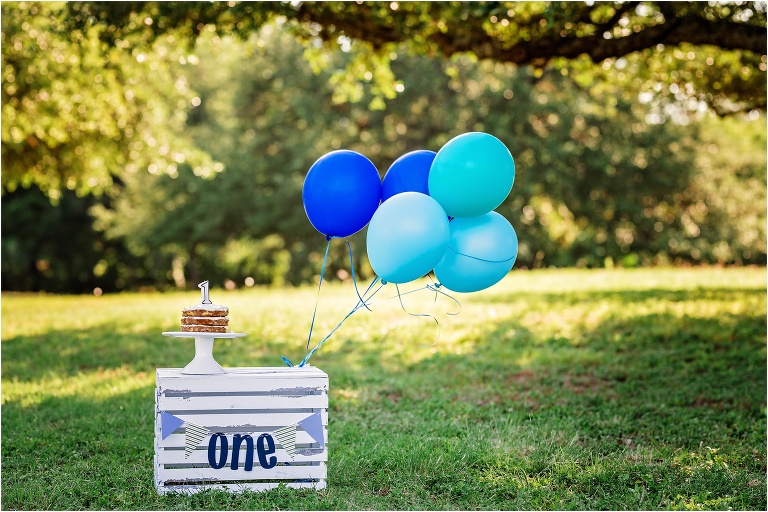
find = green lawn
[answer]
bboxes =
[2,267,766,510]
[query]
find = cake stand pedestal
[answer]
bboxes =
[161,332,246,375]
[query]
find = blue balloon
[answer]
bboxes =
[381,150,436,203]
[366,192,450,284]
[303,150,382,238]
[429,132,515,218]
[433,212,518,293]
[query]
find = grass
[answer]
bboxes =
[1,267,766,510]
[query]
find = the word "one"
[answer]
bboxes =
[207,433,278,471]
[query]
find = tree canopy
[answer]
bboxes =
[1,1,217,199]
[1,2,766,292]
[5,21,765,292]
[68,1,767,113]
[3,1,766,197]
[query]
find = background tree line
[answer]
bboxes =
[2,2,766,293]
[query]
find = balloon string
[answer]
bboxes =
[360,275,385,303]
[286,274,462,366]
[394,283,441,348]
[305,237,332,352]
[371,283,433,304]
[293,276,384,367]
[427,273,440,306]
[427,282,462,316]
[346,239,371,312]
[287,238,384,367]
[368,280,459,313]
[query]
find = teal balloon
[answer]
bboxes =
[429,132,515,218]
[366,192,450,284]
[434,212,518,293]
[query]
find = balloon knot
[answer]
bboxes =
[381,280,387,285]
[434,283,442,288]
[325,235,332,241]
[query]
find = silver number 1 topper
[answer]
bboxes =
[198,281,212,304]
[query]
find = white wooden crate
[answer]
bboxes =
[154,366,328,494]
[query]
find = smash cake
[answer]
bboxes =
[180,281,229,333]
[181,303,229,333]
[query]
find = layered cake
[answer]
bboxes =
[181,303,229,333]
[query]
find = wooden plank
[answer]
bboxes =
[155,429,328,448]
[157,431,326,448]
[158,447,327,465]
[158,394,328,411]
[157,464,326,482]
[156,368,329,392]
[159,377,328,395]
[156,411,328,430]
[157,367,328,379]
[157,480,326,494]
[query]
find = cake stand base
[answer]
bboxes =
[182,337,225,375]
[161,332,246,375]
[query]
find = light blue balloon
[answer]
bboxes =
[429,132,515,218]
[434,212,518,293]
[366,192,450,284]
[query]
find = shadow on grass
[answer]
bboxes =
[2,385,336,510]
[1,384,157,510]
[1,285,765,509]
[3,286,763,380]
[0,323,318,383]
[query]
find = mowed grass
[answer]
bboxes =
[1,267,765,510]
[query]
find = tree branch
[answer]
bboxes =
[597,1,640,34]
[296,6,765,64]
[559,16,764,63]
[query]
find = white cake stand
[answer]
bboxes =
[162,332,246,375]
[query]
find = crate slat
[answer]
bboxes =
[159,380,327,394]
[155,366,328,494]
[157,368,328,395]
[157,431,326,448]
[157,367,327,378]
[156,481,327,495]
[158,394,328,411]
[158,463,327,481]
[159,447,327,465]
[156,411,328,430]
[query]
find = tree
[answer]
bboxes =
[4,2,764,199]
[90,25,766,291]
[66,1,767,114]
[0,186,150,292]
[2,3,765,292]
[1,1,214,199]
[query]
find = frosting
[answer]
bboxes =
[183,303,228,313]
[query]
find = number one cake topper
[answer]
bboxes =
[199,281,212,304]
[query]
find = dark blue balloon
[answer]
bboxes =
[303,150,382,238]
[381,150,436,203]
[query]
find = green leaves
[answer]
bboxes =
[1,2,213,199]
[2,3,766,291]
[5,1,765,199]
